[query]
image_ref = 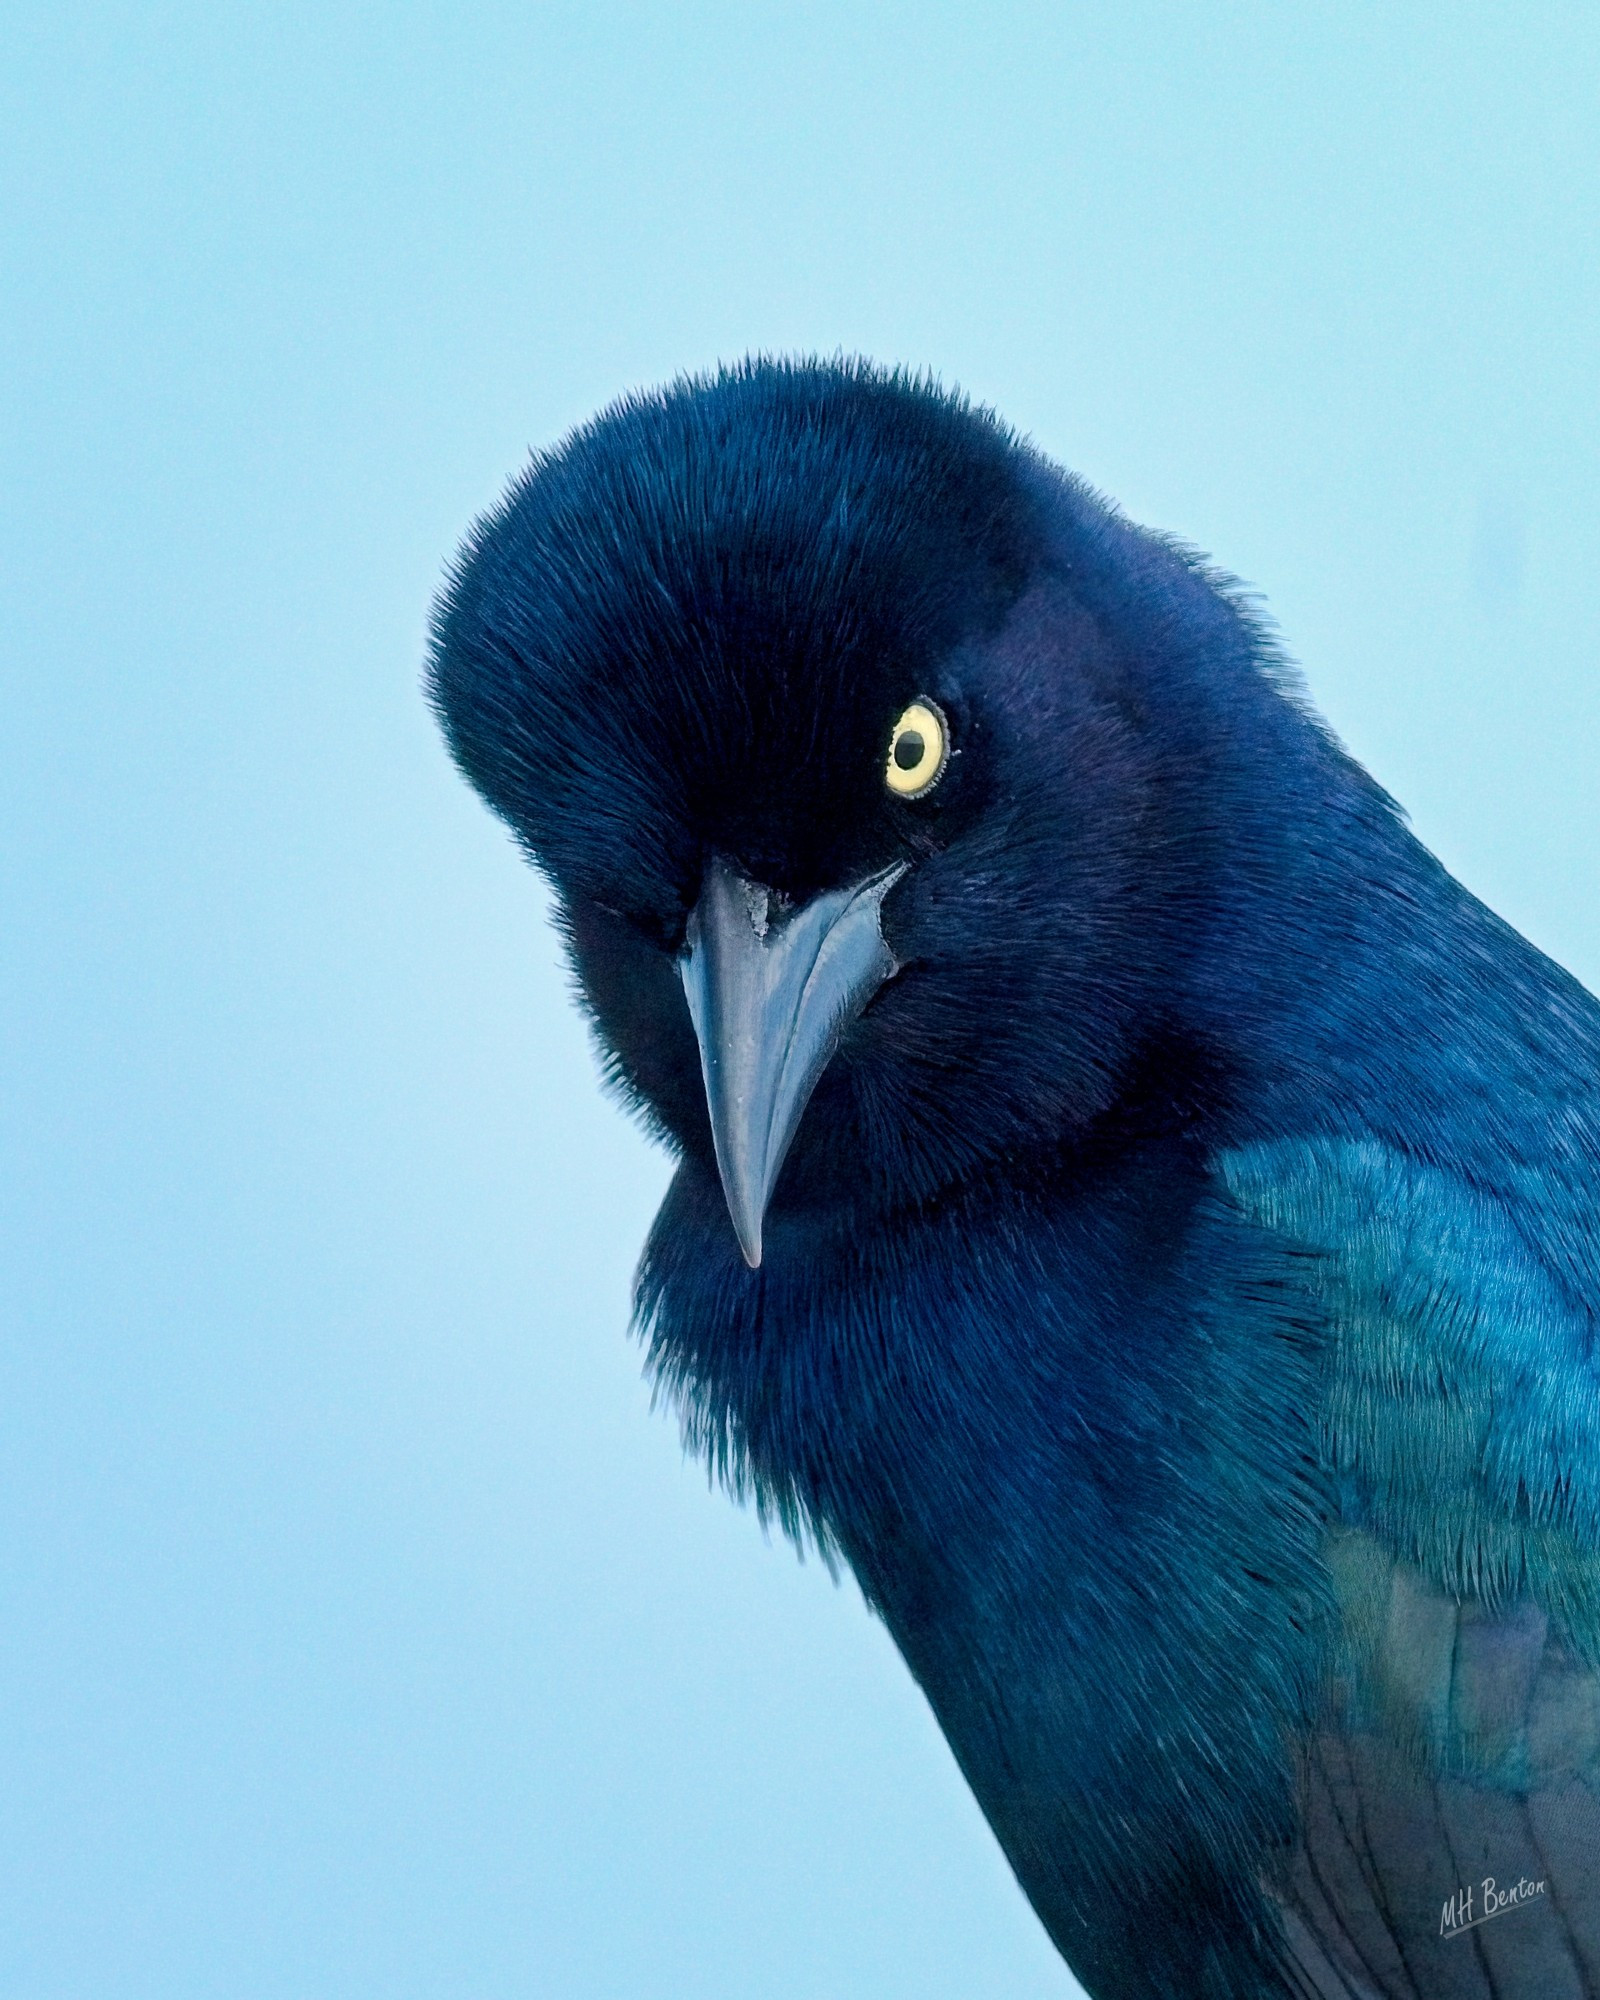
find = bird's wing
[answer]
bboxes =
[1220,1139,1600,2000]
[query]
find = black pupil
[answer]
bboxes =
[893,730,926,771]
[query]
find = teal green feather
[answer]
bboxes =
[1221,1139,1600,1667]
[1218,1142,1600,1994]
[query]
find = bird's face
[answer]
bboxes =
[431,365,1180,1266]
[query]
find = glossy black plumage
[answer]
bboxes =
[428,360,1600,1999]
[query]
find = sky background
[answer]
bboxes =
[3,6,1598,1997]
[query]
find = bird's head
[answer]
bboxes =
[429,360,1285,1266]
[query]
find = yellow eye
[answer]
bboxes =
[884,699,949,799]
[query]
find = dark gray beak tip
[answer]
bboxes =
[725,1171,765,1269]
[679,855,905,1266]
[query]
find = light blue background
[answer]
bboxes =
[3,7,1597,1996]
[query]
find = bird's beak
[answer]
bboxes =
[679,855,906,1267]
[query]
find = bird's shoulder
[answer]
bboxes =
[1217,1136,1600,1997]
[1217,1135,1600,1637]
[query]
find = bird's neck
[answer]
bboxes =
[637,1121,1332,1994]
